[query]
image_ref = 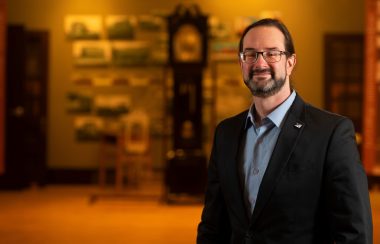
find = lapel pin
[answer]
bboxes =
[294,122,303,129]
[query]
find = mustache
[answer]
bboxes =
[249,68,274,78]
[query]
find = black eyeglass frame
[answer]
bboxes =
[239,50,289,64]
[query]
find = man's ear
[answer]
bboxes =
[286,54,296,76]
[239,59,243,69]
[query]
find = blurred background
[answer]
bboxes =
[0,0,379,243]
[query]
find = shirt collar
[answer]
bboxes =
[245,90,296,129]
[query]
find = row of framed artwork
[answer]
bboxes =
[71,39,246,67]
[72,39,167,66]
[65,15,165,40]
[66,13,279,66]
[66,14,168,66]
[64,12,282,41]
[64,14,259,41]
[67,92,131,117]
[66,72,250,139]
[70,71,163,86]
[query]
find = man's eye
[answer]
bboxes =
[269,51,281,57]
[244,52,256,57]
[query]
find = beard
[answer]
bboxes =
[244,67,286,98]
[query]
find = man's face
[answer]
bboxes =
[240,26,296,98]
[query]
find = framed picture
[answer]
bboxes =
[105,15,137,40]
[71,72,93,86]
[111,41,150,66]
[65,15,102,40]
[74,116,104,141]
[73,41,111,66]
[121,110,150,154]
[138,15,165,31]
[94,95,131,117]
[66,91,93,114]
[210,40,239,61]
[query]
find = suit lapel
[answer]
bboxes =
[223,111,251,227]
[249,95,306,226]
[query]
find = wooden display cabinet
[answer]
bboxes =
[364,0,380,185]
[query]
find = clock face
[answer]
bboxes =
[173,24,202,63]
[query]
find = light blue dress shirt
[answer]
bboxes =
[243,91,296,213]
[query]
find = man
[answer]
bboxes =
[197,18,373,244]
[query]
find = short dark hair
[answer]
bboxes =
[238,18,295,55]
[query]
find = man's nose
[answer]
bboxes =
[254,53,268,66]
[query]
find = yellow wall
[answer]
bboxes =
[8,0,364,169]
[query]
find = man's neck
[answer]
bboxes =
[253,86,292,123]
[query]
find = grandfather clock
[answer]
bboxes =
[165,4,208,199]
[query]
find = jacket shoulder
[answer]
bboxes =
[302,103,356,134]
[217,110,248,129]
[304,103,348,123]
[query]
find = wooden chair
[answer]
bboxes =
[98,111,151,191]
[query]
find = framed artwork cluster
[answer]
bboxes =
[65,14,168,66]
[63,12,271,147]
[66,81,165,142]
[64,14,168,142]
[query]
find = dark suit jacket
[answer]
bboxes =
[197,95,373,244]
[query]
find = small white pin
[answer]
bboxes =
[294,123,303,129]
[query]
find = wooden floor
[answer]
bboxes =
[0,183,379,244]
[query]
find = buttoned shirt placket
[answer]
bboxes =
[244,119,276,213]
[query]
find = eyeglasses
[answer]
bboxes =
[239,50,289,64]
